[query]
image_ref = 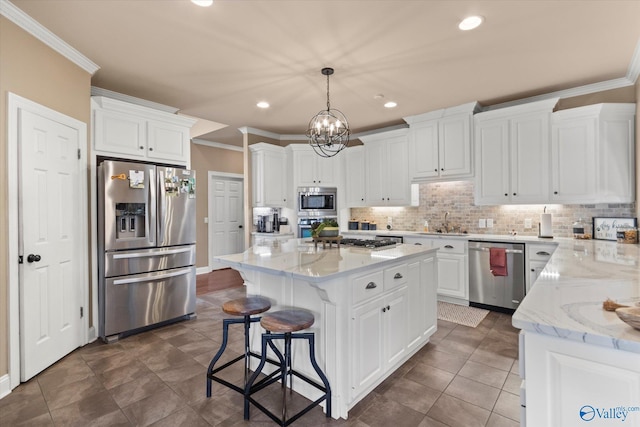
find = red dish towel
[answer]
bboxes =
[490,247,508,277]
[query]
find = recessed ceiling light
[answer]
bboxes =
[191,0,213,7]
[458,15,484,31]
[256,101,270,109]
[384,101,398,108]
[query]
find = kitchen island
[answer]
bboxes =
[213,238,439,419]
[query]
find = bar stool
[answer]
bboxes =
[206,296,282,397]
[244,309,331,426]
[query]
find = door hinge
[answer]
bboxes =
[77,148,81,159]
[18,255,23,264]
[80,307,84,318]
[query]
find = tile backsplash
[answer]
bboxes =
[350,180,636,237]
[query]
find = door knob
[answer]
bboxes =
[27,254,41,263]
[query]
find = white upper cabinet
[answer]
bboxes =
[551,103,635,204]
[344,146,366,207]
[474,98,558,205]
[405,102,479,181]
[250,143,288,207]
[91,96,195,166]
[361,129,411,206]
[289,144,340,188]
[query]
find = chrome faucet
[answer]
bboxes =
[443,211,450,233]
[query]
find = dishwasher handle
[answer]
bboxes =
[469,247,523,254]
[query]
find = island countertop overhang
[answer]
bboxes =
[212,239,438,283]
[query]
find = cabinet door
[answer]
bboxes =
[344,147,366,207]
[263,150,286,206]
[316,156,337,186]
[409,121,439,179]
[351,296,384,398]
[147,120,190,163]
[437,254,467,300]
[385,136,410,205]
[94,108,146,157]
[365,142,386,205]
[475,119,510,205]
[510,113,549,203]
[550,116,597,203]
[406,261,424,350]
[384,287,408,367]
[294,149,318,186]
[598,116,635,202]
[439,114,472,177]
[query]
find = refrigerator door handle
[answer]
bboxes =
[157,168,166,245]
[113,267,192,285]
[148,167,157,246]
[112,247,193,259]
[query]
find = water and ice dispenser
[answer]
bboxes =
[115,202,146,239]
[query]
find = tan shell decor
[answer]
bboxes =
[615,307,640,331]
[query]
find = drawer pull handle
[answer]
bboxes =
[394,273,403,279]
[536,251,550,256]
[414,242,422,245]
[365,282,377,289]
[444,245,454,249]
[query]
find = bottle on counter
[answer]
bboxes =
[423,220,429,232]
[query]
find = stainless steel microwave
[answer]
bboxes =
[297,187,337,217]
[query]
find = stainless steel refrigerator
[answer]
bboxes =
[98,159,196,342]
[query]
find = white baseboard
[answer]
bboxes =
[0,374,12,400]
[87,326,97,343]
[196,266,212,275]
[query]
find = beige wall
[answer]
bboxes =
[0,17,91,378]
[190,143,243,267]
[636,80,640,219]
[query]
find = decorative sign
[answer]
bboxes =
[592,217,637,241]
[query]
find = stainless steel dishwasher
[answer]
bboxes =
[468,240,526,311]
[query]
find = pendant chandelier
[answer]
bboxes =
[306,67,350,157]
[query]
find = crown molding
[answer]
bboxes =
[626,37,640,83]
[238,126,281,140]
[192,138,243,152]
[0,0,99,75]
[91,87,179,113]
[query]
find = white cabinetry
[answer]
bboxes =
[350,255,436,400]
[474,98,558,205]
[91,96,195,165]
[405,102,479,181]
[403,236,468,303]
[522,332,640,426]
[550,103,635,204]
[361,129,411,206]
[289,144,340,187]
[250,143,288,207]
[526,243,556,293]
[344,146,366,207]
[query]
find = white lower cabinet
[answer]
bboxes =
[522,332,640,427]
[437,253,467,300]
[526,243,556,293]
[350,255,436,400]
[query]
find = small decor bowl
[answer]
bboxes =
[615,307,640,331]
[319,227,339,237]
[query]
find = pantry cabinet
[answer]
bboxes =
[550,103,635,204]
[361,129,411,206]
[288,144,340,187]
[405,102,479,181]
[474,98,557,205]
[344,146,366,207]
[91,96,195,165]
[250,143,288,207]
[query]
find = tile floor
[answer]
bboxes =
[0,286,521,426]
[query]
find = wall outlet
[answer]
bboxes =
[204,217,208,224]
[524,218,532,229]
[478,219,486,228]
[487,218,494,228]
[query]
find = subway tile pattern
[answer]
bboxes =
[351,180,636,237]
[0,284,522,427]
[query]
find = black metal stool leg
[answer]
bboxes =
[206,318,232,397]
[305,332,332,418]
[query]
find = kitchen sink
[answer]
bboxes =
[415,232,468,236]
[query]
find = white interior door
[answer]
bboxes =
[19,108,83,381]
[209,174,244,269]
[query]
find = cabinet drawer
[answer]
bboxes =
[384,263,408,290]
[352,270,384,304]
[434,239,466,254]
[528,244,555,262]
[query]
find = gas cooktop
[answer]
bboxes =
[340,238,398,249]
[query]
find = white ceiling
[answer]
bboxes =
[10,0,640,147]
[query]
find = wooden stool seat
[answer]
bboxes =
[260,309,314,333]
[222,296,271,316]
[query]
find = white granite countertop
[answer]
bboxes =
[511,238,640,353]
[213,238,438,283]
